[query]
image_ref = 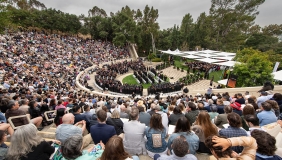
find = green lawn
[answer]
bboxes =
[122,75,152,89]
[209,70,224,82]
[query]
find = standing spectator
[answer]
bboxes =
[167,117,199,155]
[185,102,199,126]
[192,112,218,153]
[257,102,277,126]
[90,110,116,144]
[219,112,248,153]
[123,107,146,155]
[169,106,184,125]
[138,106,151,126]
[145,113,167,158]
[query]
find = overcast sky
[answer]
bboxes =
[38,0,282,30]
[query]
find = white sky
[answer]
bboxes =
[38,0,282,29]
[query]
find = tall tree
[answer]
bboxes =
[179,13,193,50]
[209,0,265,51]
[233,48,273,87]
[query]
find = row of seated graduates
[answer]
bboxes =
[147,81,184,95]
[95,59,145,95]
[185,61,220,73]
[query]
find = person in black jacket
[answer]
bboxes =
[72,104,90,132]
[6,123,55,160]
[106,110,124,135]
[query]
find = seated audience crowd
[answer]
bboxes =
[0,31,282,160]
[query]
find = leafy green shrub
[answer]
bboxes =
[152,58,161,62]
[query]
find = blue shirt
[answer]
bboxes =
[90,123,116,144]
[257,110,277,126]
[167,132,199,155]
[145,127,167,153]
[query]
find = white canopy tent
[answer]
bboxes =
[218,79,228,85]
[160,50,184,55]
[182,51,200,55]
[273,70,282,81]
[214,61,241,67]
[183,55,203,59]
[210,56,235,61]
[194,53,214,58]
[212,52,236,56]
[195,58,225,63]
[198,50,219,54]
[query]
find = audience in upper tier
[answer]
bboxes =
[0,31,282,160]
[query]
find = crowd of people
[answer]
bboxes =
[0,30,282,160]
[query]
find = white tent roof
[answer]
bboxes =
[182,51,200,55]
[199,50,219,54]
[194,54,214,58]
[161,50,183,55]
[212,52,236,56]
[183,55,203,59]
[273,70,282,81]
[210,56,235,61]
[218,79,228,85]
[214,61,241,67]
[196,58,225,63]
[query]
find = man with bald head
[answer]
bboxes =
[55,113,86,143]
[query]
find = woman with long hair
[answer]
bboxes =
[106,110,124,135]
[192,111,218,153]
[49,98,57,110]
[168,106,184,125]
[6,124,55,160]
[145,113,167,158]
[266,100,280,117]
[167,117,199,155]
[247,97,259,111]
[99,135,138,160]
[54,108,66,126]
